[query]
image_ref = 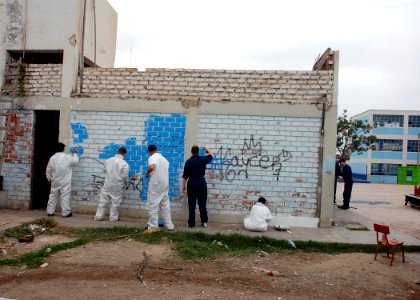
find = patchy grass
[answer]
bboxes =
[4,216,57,238]
[4,225,33,238]
[1,225,420,267]
[347,226,370,231]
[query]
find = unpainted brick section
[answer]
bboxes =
[199,115,321,217]
[1,110,33,207]
[20,64,62,96]
[20,65,334,103]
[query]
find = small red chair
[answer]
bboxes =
[373,223,405,266]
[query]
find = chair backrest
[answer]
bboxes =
[374,223,390,243]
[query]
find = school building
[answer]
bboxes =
[351,110,420,183]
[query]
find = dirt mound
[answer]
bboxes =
[1,240,419,299]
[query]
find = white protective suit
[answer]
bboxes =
[244,202,272,232]
[94,154,129,222]
[46,152,79,216]
[146,153,174,230]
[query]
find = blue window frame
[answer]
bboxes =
[373,139,403,151]
[371,163,400,175]
[408,115,420,127]
[373,114,404,127]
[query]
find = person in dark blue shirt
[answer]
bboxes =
[337,158,353,210]
[182,145,213,228]
[334,160,340,204]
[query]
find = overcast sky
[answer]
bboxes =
[107,0,419,117]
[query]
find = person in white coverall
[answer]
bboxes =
[46,143,79,217]
[244,197,272,232]
[94,147,129,222]
[145,144,174,231]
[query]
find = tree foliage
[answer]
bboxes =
[336,110,377,159]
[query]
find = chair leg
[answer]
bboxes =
[386,245,390,258]
[374,244,380,260]
[390,247,396,266]
[401,245,405,263]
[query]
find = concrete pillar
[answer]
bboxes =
[319,51,339,228]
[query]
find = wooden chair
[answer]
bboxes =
[373,223,405,266]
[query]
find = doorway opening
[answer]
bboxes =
[31,110,60,209]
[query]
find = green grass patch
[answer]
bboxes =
[2,225,420,268]
[0,239,87,268]
[4,225,32,238]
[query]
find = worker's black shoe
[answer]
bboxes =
[47,213,54,217]
[63,213,73,218]
[338,205,349,210]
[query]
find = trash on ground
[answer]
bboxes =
[287,239,297,248]
[212,240,229,249]
[40,262,49,268]
[257,250,269,257]
[17,234,34,243]
[274,224,290,231]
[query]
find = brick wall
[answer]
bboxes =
[1,110,33,208]
[68,111,321,217]
[199,115,321,217]
[19,66,333,104]
[70,111,186,211]
[20,64,62,97]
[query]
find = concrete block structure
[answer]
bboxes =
[351,109,420,183]
[0,0,339,227]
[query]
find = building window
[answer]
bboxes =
[407,140,419,152]
[373,139,403,151]
[371,163,401,176]
[408,115,420,127]
[373,114,404,127]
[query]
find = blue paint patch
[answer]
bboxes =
[99,113,186,202]
[71,123,89,156]
[70,146,84,156]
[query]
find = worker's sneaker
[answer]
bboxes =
[93,216,103,221]
[167,227,175,232]
[62,213,73,218]
[47,213,54,217]
[201,223,208,228]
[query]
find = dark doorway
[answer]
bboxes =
[31,111,60,209]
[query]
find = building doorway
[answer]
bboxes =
[31,110,60,209]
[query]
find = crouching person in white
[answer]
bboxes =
[94,147,129,222]
[244,197,272,232]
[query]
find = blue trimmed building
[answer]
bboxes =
[350,110,420,183]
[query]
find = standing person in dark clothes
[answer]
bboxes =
[182,145,213,228]
[334,160,340,204]
[337,158,353,210]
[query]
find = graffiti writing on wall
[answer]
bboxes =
[209,135,292,182]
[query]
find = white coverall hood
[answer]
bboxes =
[244,202,272,232]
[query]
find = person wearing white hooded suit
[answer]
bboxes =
[244,197,272,232]
[145,145,175,231]
[46,143,79,217]
[94,147,129,222]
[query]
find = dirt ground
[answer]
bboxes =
[1,238,419,300]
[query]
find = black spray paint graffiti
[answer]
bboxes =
[79,157,143,200]
[210,135,292,182]
[124,175,143,192]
